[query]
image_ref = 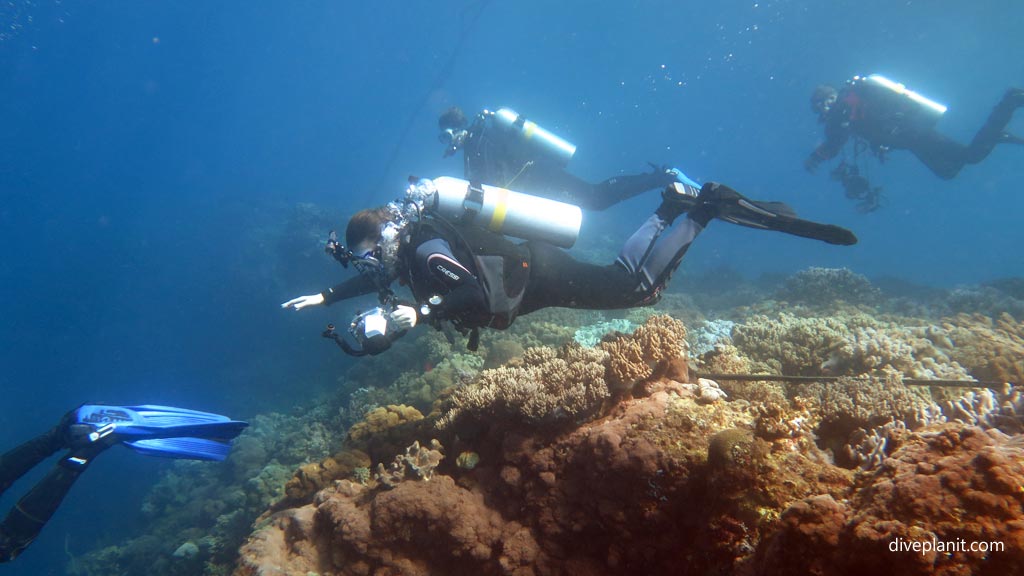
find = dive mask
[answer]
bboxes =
[439,128,467,158]
[325,231,381,273]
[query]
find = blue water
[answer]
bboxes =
[1,1,1021,573]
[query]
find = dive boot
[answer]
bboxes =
[655,181,701,224]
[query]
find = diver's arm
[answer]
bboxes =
[281,274,380,311]
[321,274,380,306]
[806,112,850,171]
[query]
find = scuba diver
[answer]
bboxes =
[437,106,694,211]
[281,176,857,356]
[0,404,247,562]
[806,74,1024,189]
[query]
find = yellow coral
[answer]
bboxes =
[348,405,424,445]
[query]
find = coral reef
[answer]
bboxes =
[758,425,1024,576]
[73,273,1024,576]
[733,311,976,382]
[573,318,635,347]
[436,343,609,430]
[72,409,346,576]
[235,380,854,576]
[940,312,1024,385]
[282,448,371,503]
[601,314,688,391]
[773,266,882,307]
[374,439,445,488]
[689,318,736,356]
[732,312,865,375]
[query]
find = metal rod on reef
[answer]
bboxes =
[694,372,1016,389]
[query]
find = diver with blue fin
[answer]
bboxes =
[806,74,1024,205]
[282,175,855,356]
[0,404,247,562]
[438,106,688,211]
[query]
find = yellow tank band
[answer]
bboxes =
[523,121,536,140]
[489,188,509,232]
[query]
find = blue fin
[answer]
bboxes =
[74,404,248,460]
[123,437,236,461]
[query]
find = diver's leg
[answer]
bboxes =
[963,88,1024,163]
[520,182,706,313]
[588,168,680,211]
[616,213,704,296]
[519,242,642,313]
[0,447,102,563]
[0,425,66,497]
[907,131,966,180]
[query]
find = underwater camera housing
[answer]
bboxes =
[830,161,883,213]
[322,306,402,357]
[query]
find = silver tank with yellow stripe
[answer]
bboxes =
[490,107,577,167]
[430,176,581,248]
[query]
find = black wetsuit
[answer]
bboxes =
[320,217,671,333]
[459,112,674,210]
[0,423,96,563]
[809,80,1023,180]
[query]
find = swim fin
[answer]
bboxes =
[73,404,248,461]
[699,183,858,246]
[124,437,237,461]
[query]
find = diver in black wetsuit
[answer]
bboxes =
[437,106,685,211]
[805,75,1024,181]
[282,178,857,355]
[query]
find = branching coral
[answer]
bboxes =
[436,343,609,430]
[939,312,1024,384]
[601,314,688,391]
[821,325,971,380]
[732,312,866,375]
[843,419,909,471]
[734,311,972,381]
[940,383,1023,434]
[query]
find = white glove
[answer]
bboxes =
[281,293,325,311]
[390,305,418,330]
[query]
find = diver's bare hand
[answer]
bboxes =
[281,294,325,311]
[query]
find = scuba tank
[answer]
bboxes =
[856,74,947,127]
[418,176,582,248]
[490,108,577,168]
